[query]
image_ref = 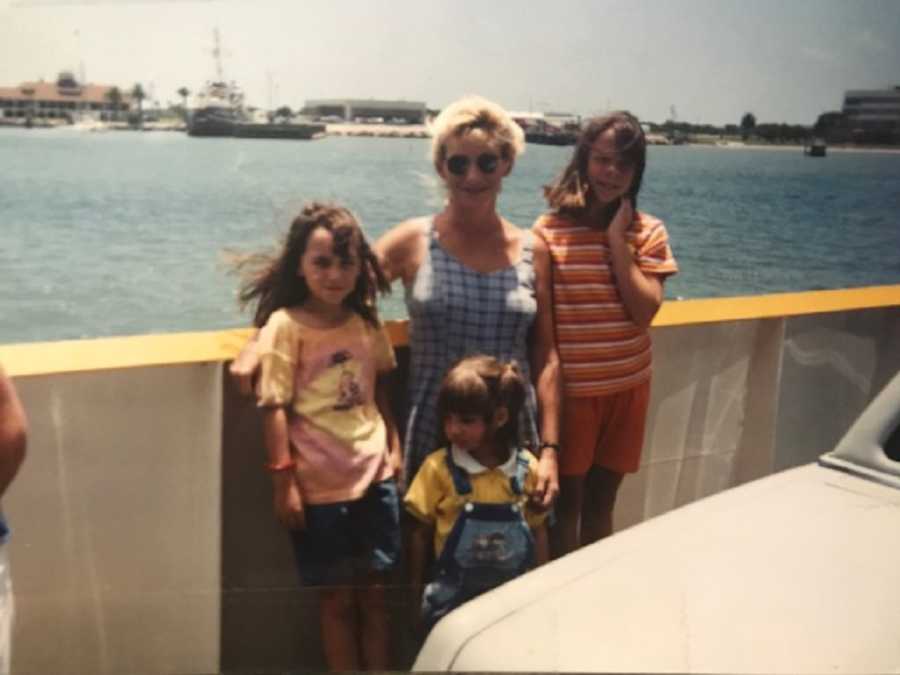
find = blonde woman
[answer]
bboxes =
[375,95,560,504]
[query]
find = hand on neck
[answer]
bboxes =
[587,199,619,229]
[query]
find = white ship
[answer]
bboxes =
[187,30,248,137]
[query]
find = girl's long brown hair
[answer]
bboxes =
[544,111,647,215]
[234,202,389,328]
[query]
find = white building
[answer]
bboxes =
[0,71,132,122]
[841,86,900,135]
[301,98,426,123]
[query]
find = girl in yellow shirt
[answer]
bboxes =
[404,355,549,633]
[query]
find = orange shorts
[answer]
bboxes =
[559,380,651,476]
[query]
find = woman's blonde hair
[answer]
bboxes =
[428,95,526,174]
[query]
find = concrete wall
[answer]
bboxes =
[615,307,900,531]
[2,295,898,674]
[9,364,221,675]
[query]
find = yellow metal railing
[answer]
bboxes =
[2,285,898,377]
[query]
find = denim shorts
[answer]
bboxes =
[290,478,400,587]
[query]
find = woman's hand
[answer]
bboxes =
[532,446,560,509]
[530,230,563,510]
[229,334,261,396]
[273,472,306,530]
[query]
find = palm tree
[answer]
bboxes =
[177,87,190,120]
[275,105,292,122]
[740,112,756,140]
[105,86,122,122]
[131,83,146,129]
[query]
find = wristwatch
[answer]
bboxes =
[538,441,561,454]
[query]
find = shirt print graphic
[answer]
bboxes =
[330,349,364,411]
[469,531,514,563]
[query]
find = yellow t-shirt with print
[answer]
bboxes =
[404,446,548,557]
[256,308,396,504]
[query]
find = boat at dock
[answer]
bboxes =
[187,79,247,137]
[186,31,324,140]
[233,120,326,140]
[187,30,249,138]
[804,137,827,157]
[513,112,580,145]
[525,128,577,145]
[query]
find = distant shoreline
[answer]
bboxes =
[2,118,899,153]
[705,141,900,155]
[324,122,429,138]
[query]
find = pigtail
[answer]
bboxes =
[496,360,526,447]
[499,361,526,419]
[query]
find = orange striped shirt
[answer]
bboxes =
[535,211,678,397]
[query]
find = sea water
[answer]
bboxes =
[2,128,899,344]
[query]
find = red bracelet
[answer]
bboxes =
[265,459,295,472]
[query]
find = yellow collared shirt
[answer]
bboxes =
[404,446,547,556]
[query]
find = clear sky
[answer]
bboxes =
[1,0,898,126]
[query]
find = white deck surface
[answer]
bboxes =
[417,463,900,672]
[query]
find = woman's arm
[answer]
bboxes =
[372,218,426,286]
[0,366,27,499]
[607,199,664,329]
[262,407,305,530]
[375,373,404,491]
[530,232,562,508]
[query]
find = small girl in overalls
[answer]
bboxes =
[404,355,549,633]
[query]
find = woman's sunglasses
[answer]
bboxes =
[446,152,500,176]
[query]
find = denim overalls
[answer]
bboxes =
[422,449,536,632]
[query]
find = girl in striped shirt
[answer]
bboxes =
[534,112,678,557]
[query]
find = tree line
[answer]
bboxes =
[647,109,898,145]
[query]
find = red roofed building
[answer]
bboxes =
[0,71,132,122]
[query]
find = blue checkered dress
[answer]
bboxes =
[404,219,539,481]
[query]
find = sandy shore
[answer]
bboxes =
[705,141,900,154]
[325,122,429,138]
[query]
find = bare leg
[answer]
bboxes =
[550,475,586,559]
[581,466,624,545]
[319,584,360,671]
[357,573,391,670]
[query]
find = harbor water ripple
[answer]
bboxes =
[2,129,900,344]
